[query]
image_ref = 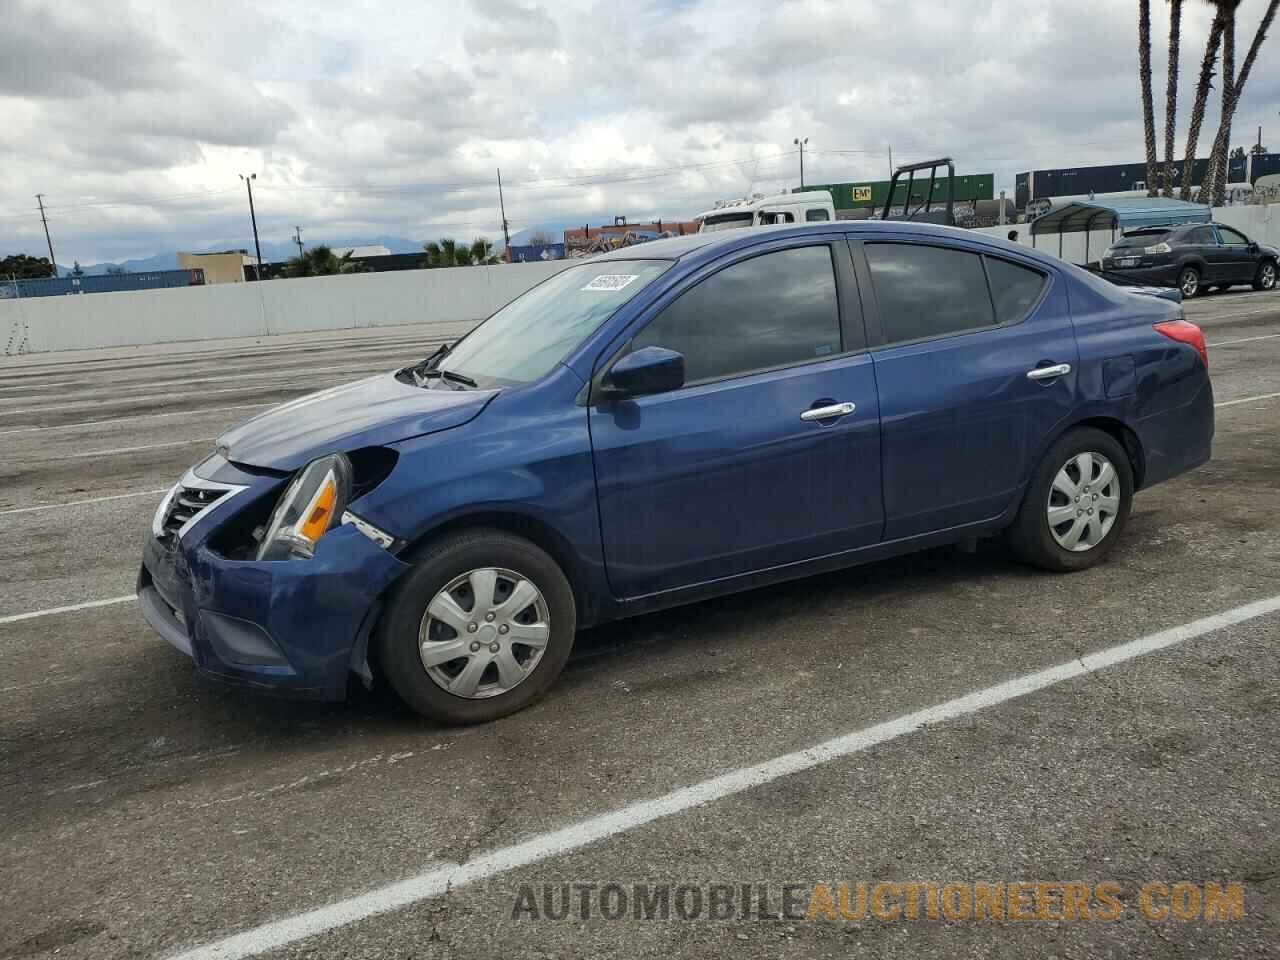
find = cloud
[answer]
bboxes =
[2,0,1277,264]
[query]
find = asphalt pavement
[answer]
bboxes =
[1,293,1278,959]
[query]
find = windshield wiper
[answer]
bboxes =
[414,342,451,373]
[418,368,478,389]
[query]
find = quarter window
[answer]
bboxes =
[985,256,1048,324]
[865,243,995,344]
[632,246,842,383]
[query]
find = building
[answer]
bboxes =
[177,250,261,284]
[561,218,700,258]
[1013,153,1280,211]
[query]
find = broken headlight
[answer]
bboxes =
[256,453,352,560]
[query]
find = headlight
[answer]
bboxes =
[1101,247,1114,259]
[1144,242,1172,255]
[256,454,352,560]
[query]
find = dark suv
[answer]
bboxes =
[1101,222,1278,298]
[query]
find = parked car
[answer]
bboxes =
[1101,222,1278,298]
[139,223,1214,724]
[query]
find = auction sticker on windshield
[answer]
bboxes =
[581,274,639,292]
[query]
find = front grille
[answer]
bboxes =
[155,481,236,543]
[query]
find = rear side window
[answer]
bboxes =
[633,245,841,383]
[985,257,1047,324]
[1187,226,1217,244]
[865,243,995,344]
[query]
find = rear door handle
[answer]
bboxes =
[801,401,856,421]
[1026,363,1072,381]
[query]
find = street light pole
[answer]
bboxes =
[793,137,808,189]
[240,174,263,281]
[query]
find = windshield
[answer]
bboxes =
[439,260,671,386]
[700,213,754,232]
[1113,230,1170,248]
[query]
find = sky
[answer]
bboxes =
[1,0,1278,265]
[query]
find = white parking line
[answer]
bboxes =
[1208,332,1280,347]
[0,404,268,438]
[1215,391,1280,408]
[0,488,169,517]
[166,593,1280,960]
[0,595,134,625]
[13,437,214,463]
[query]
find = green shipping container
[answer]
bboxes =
[804,174,995,211]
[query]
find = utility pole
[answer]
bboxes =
[35,194,57,277]
[496,168,511,253]
[888,145,894,178]
[793,137,808,189]
[239,173,262,281]
[293,226,304,259]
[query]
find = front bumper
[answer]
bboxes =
[139,485,411,701]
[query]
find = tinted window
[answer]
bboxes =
[632,246,841,383]
[806,209,830,222]
[1114,229,1169,249]
[759,211,795,225]
[865,243,995,344]
[1187,226,1217,244]
[1218,225,1250,245]
[985,256,1047,323]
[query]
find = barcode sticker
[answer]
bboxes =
[581,274,639,292]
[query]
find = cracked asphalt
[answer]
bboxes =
[1,292,1278,959]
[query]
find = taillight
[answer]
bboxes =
[1154,319,1208,369]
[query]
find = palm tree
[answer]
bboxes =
[1139,0,1160,195]
[1204,0,1277,203]
[1201,0,1240,203]
[1162,0,1184,196]
[282,245,368,277]
[422,237,500,268]
[1179,4,1228,199]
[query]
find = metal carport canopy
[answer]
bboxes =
[1029,196,1211,261]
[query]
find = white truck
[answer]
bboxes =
[695,190,836,232]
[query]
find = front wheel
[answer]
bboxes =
[376,530,576,724]
[1254,260,1277,291]
[1006,427,1134,572]
[1178,266,1201,298]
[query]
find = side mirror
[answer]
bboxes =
[602,346,685,400]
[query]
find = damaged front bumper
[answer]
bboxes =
[138,458,411,701]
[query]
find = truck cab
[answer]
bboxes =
[696,191,835,233]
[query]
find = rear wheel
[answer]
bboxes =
[1254,260,1277,291]
[1007,427,1134,572]
[376,529,576,724]
[1178,266,1201,298]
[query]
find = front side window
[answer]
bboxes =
[865,243,995,344]
[1217,225,1250,246]
[806,209,830,222]
[440,260,671,386]
[758,211,796,225]
[700,213,753,232]
[632,245,842,383]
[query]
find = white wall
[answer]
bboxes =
[1,260,569,356]
[972,202,1280,265]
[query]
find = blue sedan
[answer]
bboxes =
[139,222,1214,723]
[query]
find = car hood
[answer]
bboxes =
[218,371,498,471]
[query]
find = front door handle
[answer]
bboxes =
[801,401,856,421]
[1026,363,1072,381]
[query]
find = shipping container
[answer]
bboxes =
[1,268,205,299]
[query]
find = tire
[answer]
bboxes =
[1006,427,1134,573]
[1253,259,1277,292]
[1178,266,1201,298]
[376,529,576,724]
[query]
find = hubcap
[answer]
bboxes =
[418,567,551,699]
[1262,264,1276,289]
[1046,452,1121,552]
[1180,270,1198,297]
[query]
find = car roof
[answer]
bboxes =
[593,220,1066,270]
